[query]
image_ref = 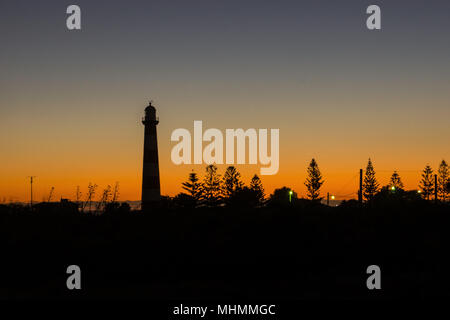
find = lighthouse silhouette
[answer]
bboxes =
[141,101,161,211]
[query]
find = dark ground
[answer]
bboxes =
[0,202,449,301]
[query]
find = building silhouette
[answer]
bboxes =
[141,101,161,210]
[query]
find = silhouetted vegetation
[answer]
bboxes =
[389,171,404,190]
[2,159,450,300]
[175,166,266,208]
[304,158,324,201]
[438,160,449,201]
[1,195,449,300]
[181,171,201,206]
[200,165,222,207]
[267,187,297,207]
[249,174,265,206]
[419,165,434,200]
[222,166,244,204]
[362,158,379,201]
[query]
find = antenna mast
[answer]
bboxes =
[27,176,36,208]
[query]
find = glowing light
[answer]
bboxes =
[391,186,396,191]
[331,195,335,200]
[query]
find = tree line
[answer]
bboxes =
[175,158,450,207]
[362,159,450,202]
[175,166,265,208]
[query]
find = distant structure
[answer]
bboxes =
[141,101,161,211]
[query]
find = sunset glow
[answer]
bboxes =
[1,1,449,203]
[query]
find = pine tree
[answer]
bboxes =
[362,158,379,201]
[304,158,324,201]
[438,160,449,201]
[200,165,222,206]
[222,166,244,200]
[419,165,434,200]
[389,171,404,190]
[181,171,202,204]
[249,174,265,205]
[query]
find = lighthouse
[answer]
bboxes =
[141,101,161,211]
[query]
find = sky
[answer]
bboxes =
[0,0,449,202]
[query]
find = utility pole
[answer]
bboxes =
[327,192,330,206]
[28,176,36,209]
[358,169,363,205]
[434,174,438,203]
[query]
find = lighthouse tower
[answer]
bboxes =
[141,101,161,211]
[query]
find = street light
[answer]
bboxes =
[331,195,335,200]
[289,190,293,203]
[391,186,396,191]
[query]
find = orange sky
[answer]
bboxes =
[0,97,448,203]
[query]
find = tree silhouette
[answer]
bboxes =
[222,166,244,201]
[419,165,434,200]
[249,174,265,206]
[227,186,261,208]
[268,187,298,206]
[362,158,379,201]
[182,170,202,205]
[200,165,222,206]
[304,158,324,201]
[438,160,449,201]
[389,171,404,190]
